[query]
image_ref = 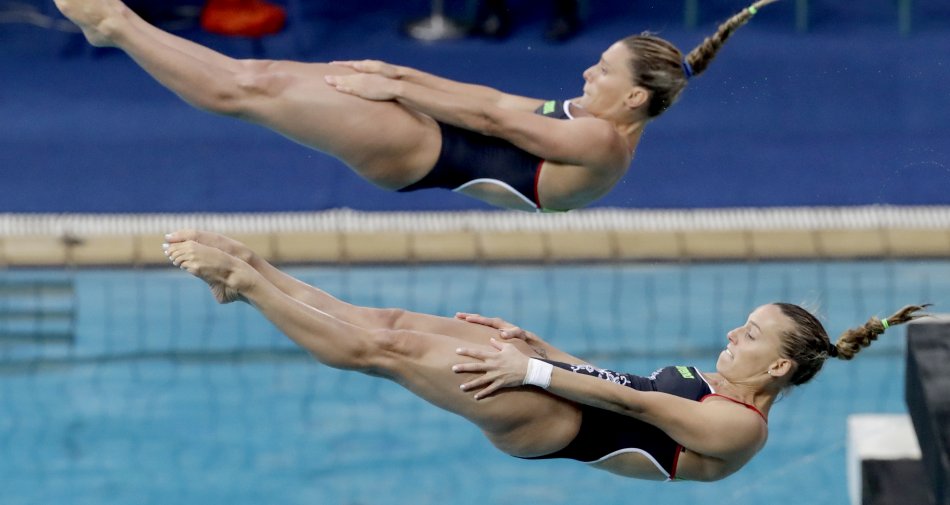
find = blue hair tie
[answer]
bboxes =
[681,60,694,79]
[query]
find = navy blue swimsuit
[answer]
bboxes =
[397,100,574,210]
[520,362,713,480]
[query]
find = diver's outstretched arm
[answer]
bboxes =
[332,59,546,112]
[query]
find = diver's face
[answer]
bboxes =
[716,304,792,383]
[577,42,639,115]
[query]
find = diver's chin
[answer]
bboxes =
[715,349,732,370]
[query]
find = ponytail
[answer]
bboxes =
[684,0,779,78]
[776,303,930,387]
[831,304,931,360]
[621,0,777,118]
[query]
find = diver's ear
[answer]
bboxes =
[625,86,649,110]
[767,358,794,380]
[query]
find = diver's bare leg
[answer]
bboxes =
[163,239,579,451]
[118,0,245,72]
[53,0,439,188]
[165,230,510,344]
[54,0,247,112]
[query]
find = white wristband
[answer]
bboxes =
[523,358,554,389]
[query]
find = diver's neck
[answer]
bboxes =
[569,100,646,154]
[705,373,778,415]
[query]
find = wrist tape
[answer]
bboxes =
[523,358,554,389]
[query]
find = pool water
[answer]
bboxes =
[1,260,945,505]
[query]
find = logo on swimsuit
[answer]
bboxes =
[675,366,695,379]
[542,100,557,115]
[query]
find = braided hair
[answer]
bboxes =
[621,0,778,118]
[774,303,930,387]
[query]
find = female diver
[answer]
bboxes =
[162,230,927,481]
[55,0,776,211]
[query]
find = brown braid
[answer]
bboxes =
[684,0,779,77]
[775,303,931,387]
[832,304,932,360]
[621,0,777,118]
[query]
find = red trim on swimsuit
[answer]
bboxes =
[700,393,768,422]
[669,444,684,480]
[533,160,544,209]
[534,160,544,210]
[669,395,765,481]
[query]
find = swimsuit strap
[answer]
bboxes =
[700,394,768,423]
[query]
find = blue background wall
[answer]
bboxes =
[1,0,948,212]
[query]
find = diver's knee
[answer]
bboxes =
[368,328,425,362]
[368,308,409,330]
[223,59,293,116]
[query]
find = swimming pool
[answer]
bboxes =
[1,260,945,505]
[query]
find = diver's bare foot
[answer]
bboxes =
[164,240,254,304]
[53,0,125,47]
[165,230,254,264]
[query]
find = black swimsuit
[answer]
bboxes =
[397,100,574,211]
[521,362,765,481]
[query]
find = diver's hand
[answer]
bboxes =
[325,73,400,101]
[330,59,404,79]
[455,313,540,344]
[453,338,530,400]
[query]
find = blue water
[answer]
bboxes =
[1,260,946,505]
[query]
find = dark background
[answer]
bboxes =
[1,0,948,212]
